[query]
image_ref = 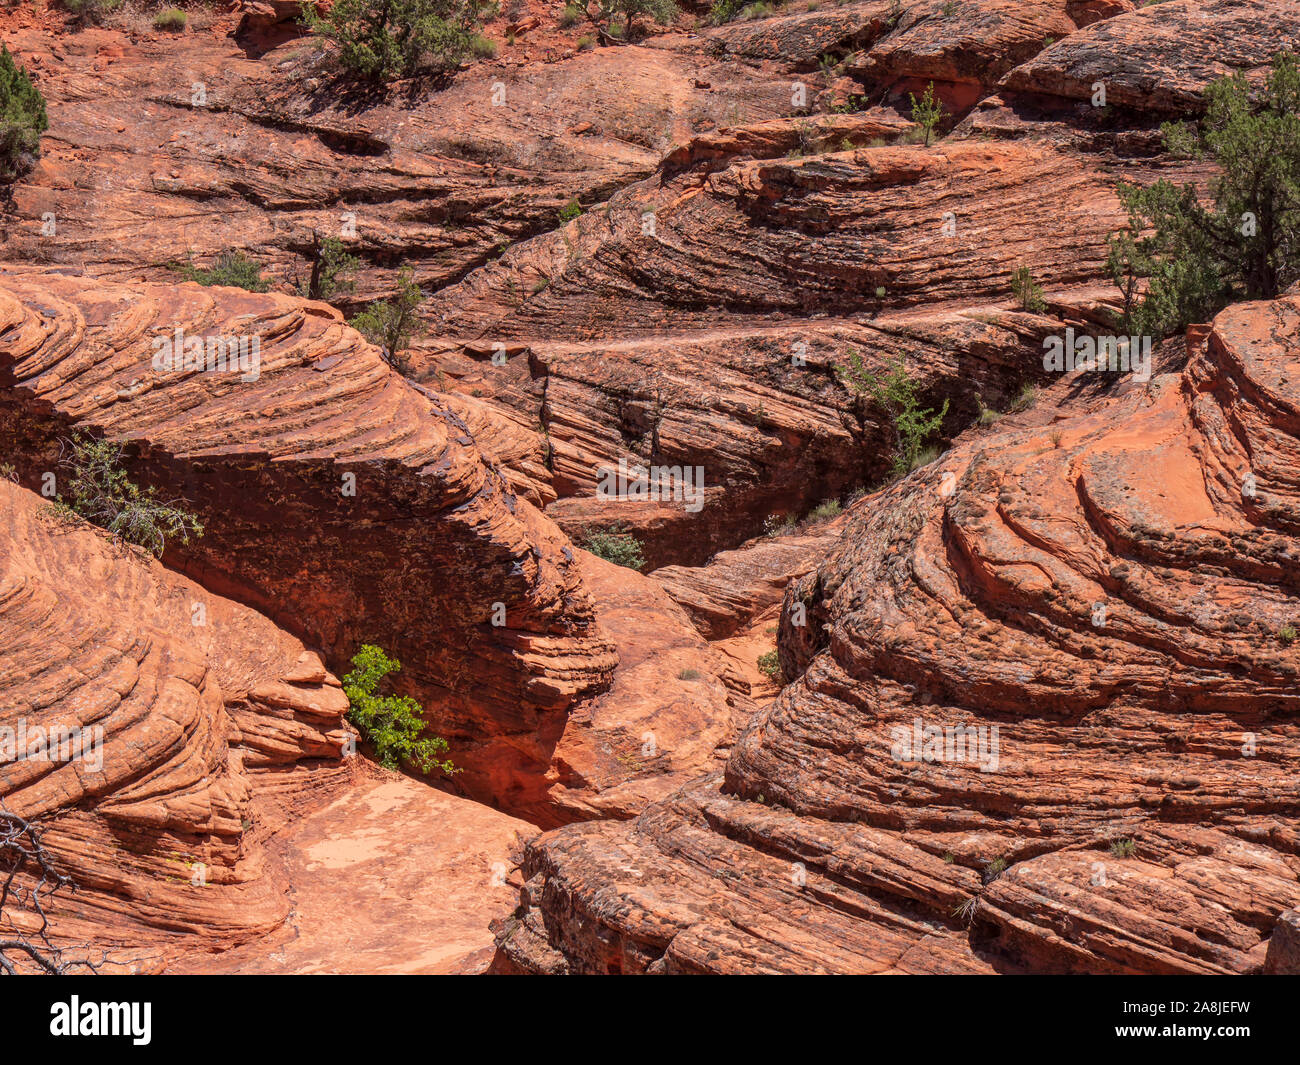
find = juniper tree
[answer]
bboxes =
[1118,51,1300,335]
[0,44,47,184]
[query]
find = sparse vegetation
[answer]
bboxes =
[1279,623,1298,646]
[52,433,204,557]
[342,644,455,775]
[303,0,486,80]
[0,44,48,185]
[1115,51,1300,336]
[59,0,122,24]
[580,524,646,570]
[1010,264,1047,312]
[757,650,782,679]
[1110,838,1137,859]
[837,350,949,478]
[597,0,677,40]
[176,250,269,292]
[350,267,424,372]
[152,7,187,31]
[805,498,841,524]
[298,234,360,302]
[983,856,1008,883]
[678,668,702,681]
[908,81,944,147]
[559,197,582,224]
[559,1,585,26]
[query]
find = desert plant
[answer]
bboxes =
[559,1,585,26]
[558,197,582,223]
[152,7,186,31]
[176,250,269,292]
[837,350,949,478]
[708,0,744,22]
[303,0,484,80]
[678,668,702,681]
[0,44,48,185]
[59,0,122,24]
[757,650,782,679]
[1117,52,1300,336]
[298,234,360,302]
[350,267,424,371]
[597,0,676,40]
[805,498,842,523]
[580,524,646,570]
[1279,623,1298,646]
[1010,264,1047,312]
[908,81,943,146]
[1109,838,1137,858]
[53,433,203,556]
[342,644,455,774]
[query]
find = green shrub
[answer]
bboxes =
[349,267,424,372]
[1010,264,1047,312]
[805,498,841,523]
[298,235,360,301]
[597,0,676,39]
[1109,838,1137,859]
[1115,52,1300,336]
[837,350,949,479]
[559,2,585,27]
[0,44,48,184]
[708,0,744,23]
[908,81,944,146]
[54,433,203,556]
[176,250,270,292]
[558,197,582,224]
[303,0,484,80]
[757,650,782,679]
[580,525,646,570]
[342,644,455,775]
[470,33,496,58]
[60,0,122,23]
[152,8,187,31]
[1279,623,1298,646]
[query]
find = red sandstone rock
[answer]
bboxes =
[494,296,1300,974]
[0,478,352,966]
[1001,0,1300,115]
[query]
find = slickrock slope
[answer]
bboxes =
[0,479,352,966]
[493,298,1300,975]
[1001,0,1300,115]
[171,776,536,974]
[0,268,620,811]
[421,130,1126,564]
[0,11,812,299]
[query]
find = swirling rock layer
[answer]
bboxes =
[0,478,351,965]
[0,268,618,810]
[493,299,1300,975]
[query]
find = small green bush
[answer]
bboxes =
[757,650,782,679]
[0,44,48,184]
[558,198,582,224]
[837,350,949,479]
[805,498,841,523]
[342,644,455,774]
[153,8,187,31]
[349,267,424,372]
[708,0,744,23]
[298,235,360,301]
[580,525,646,570]
[559,2,585,27]
[54,433,203,556]
[176,250,269,292]
[1109,838,1137,859]
[908,81,944,146]
[60,0,122,23]
[1010,264,1047,312]
[1279,623,1298,646]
